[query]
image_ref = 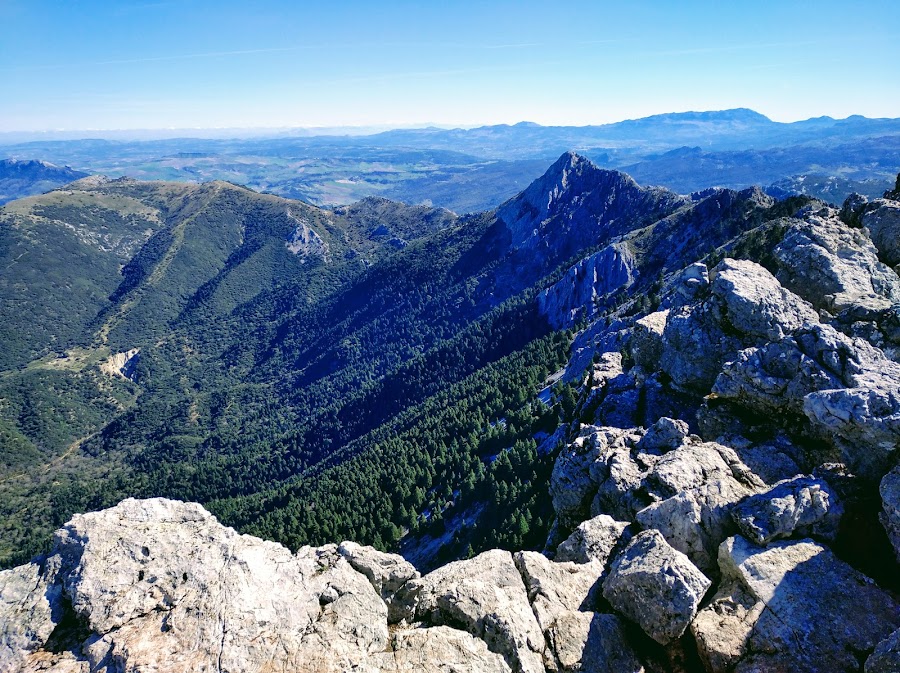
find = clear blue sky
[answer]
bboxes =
[0,0,897,131]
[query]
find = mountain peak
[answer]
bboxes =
[497,152,685,267]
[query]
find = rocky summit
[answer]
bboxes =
[3,163,900,673]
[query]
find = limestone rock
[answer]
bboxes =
[634,441,764,571]
[630,309,668,371]
[514,551,603,631]
[674,262,709,301]
[879,465,900,563]
[636,416,689,453]
[805,385,900,479]
[552,427,638,526]
[373,626,513,673]
[538,244,637,329]
[545,611,644,673]
[866,628,900,673]
[730,475,842,544]
[712,323,900,478]
[0,562,61,672]
[661,301,740,391]
[6,498,393,673]
[602,530,711,645]
[693,535,900,673]
[404,549,546,673]
[338,541,420,622]
[862,198,900,268]
[661,258,819,392]
[709,258,819,341]
[775,208,900,311]
[554,515,631,566]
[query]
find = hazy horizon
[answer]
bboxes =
[2,0,898,134]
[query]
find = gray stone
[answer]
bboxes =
[9,498,393,673]
[602,530,711,645]
[636,416,689,453]
[630,310,668,371]
[338,541,420,622]
[0,562,61,672]
[866,628,900,673]
[775,209,900,311]
[555,515,631,566]
[879,465,900,563]
[862,198,900,267]
[674,262,709,301]
[546,611,645,673]
[731,475,843,544]
[538,244,637,329]
[405,549,546,673]
[693,535,900,673]
[661,302,741,391]
[710,258,819,341]
[514,551,604,632]
[373,626,513,673]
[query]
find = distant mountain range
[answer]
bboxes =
[1,108,897,211]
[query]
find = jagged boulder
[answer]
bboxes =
[632,440,764,571]
[712,323,900,478]
[674,262,710,301]
[630,309,668,370]
[710,258,819,341]
[552,427,638,526]
[602,530,710,645]
[692,535,900,673]
[514,552,603,630]
[880,465,900,563]
[661,258,818,391]
[552,425,764,572]
[660,301,740,391]
[0,563,61,672]
[545,611,645,673]
[636,416,689,453]
[730,475,842,544]
[775,207,900,311]
[512,552,644,672]
[401,549,546,673]
[338,541,420,622]
[0,499,520,673]
[862,197,900,268]
[554,515,631,565]
[372,626,513,673]
[867,628,900,673]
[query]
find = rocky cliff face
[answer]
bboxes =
[3,168,900,673]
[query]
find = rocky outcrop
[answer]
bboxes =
[660,258,818,391]
[0,499,532,673]
[338,541,420,622]
[862,198,900,268]
[867,628,900,673]
[602,530,711,645]
[400,549,546,673]
[554,515,631,566]
[99,348,140,380]
[538,243,637,329]
[880,465,900,563]
[730,475,842,544]
[285,210,329,261]
[692,536,900,672]
[550,420,763,572]
[775,205,900,311]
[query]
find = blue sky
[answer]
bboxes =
[0,0,897,131]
